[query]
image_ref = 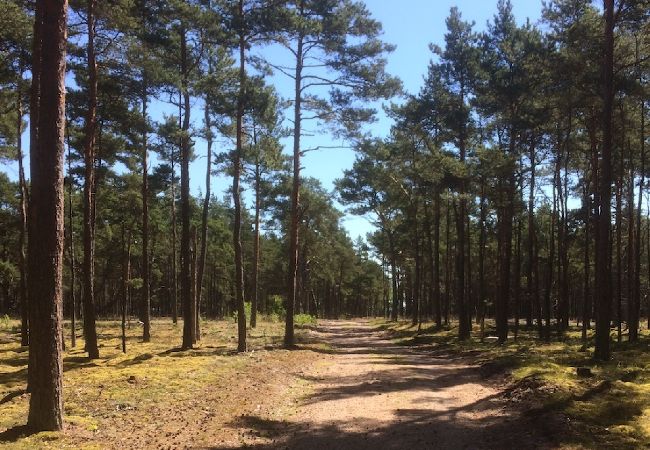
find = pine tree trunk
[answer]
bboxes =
[234,2,247,352]
[82,0,99,359]
[286,27,305,347]
[388,231,398,321]
[445,196,451,325]
[197,102,212,341]
[631,85,645,342]
[67,146,77,348]
[16,75,29,347]
[582,174,591,344]
[180,24,195,349]
[26,0,67,430]
[251,159,261,328]
[615,141,623,343]
[121,226,131,353]
[170,144,178,324]
[141,78,151,342]
[595,0,614,361]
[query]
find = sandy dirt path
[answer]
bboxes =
[214,319,556,450]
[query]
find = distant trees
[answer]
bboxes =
[272,0,400,346]
[339,0,649,361]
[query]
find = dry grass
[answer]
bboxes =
[0,317,317,449]
[376,318,650,449]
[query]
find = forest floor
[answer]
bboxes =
[1,317,650,449]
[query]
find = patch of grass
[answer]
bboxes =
[0,314,11,330]
[376,318,650,448]
[0,317,311,448]
[294,314,317,327]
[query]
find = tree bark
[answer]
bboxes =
[197,92,212,338]
[16,72,29,346]
[180,24,195,349]
[251,156,261,328]
[82,0,99,359]
[285,23,305,347]
[233,0,247,352]
[630,45,645,341]
[595,0,614,361]
[26,0,67,430]
[67,145,77,348]
[141,75,151,342]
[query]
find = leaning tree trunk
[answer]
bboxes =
[81,0,99,359]
[26,0,67,431]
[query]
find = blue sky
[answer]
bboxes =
[4,1,545,241]
[204,0,546,241]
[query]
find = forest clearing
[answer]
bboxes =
[3,318,650,448]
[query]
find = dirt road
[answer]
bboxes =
[216,319,556,449]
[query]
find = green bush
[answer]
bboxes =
[267,295,286,319]
[294,314,317,326]
[0,314,10,330]
[232,301,252,323]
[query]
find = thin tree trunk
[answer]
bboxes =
[16,73,29,346]
[615,139,623,343]
[82,0,99,359]
[233,0,247,352]
[197,100,212,341]
[121,226,131,353]
[545,156,559,342]
[434,188,442,327]
[67,145,76,348]
[631,49,645,341]
[141,74,151,342]
[170,143,178,324]
[251,156,261,328]
[582,172,591,344]
[286,24,305,347]
[180,23,195,349]
[445,196,451,326]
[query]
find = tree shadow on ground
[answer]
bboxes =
[0,425,37,444]
[209,399,560,450]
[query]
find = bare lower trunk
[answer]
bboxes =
[141,84,151,342]
[286,30,304,347]
[251,159,261,328]
[234,2,247,352]
[595,0,614,361]
[26,0,67,430]
[180,24,195,349]
[17,78,29,346]
[81,0,99,359]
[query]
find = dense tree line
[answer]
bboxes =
[339,0,649,358]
